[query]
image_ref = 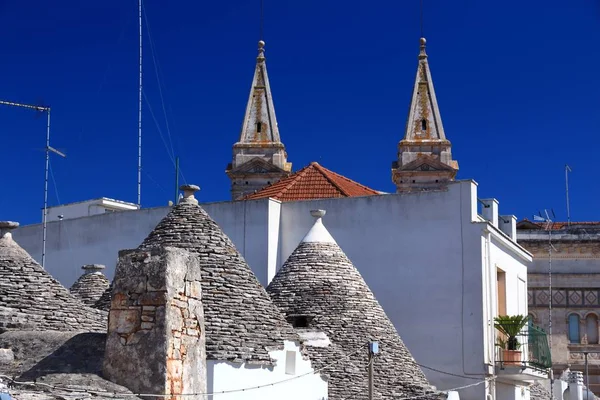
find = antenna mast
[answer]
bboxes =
[565,164,572,227]
[0,100,66,269]
[137,0,143,206]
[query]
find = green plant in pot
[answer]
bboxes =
[494,315,528,366]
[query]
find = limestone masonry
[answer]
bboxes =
[103,247,206,398]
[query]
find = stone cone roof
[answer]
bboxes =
[0,222,107,333]
[95,285,112,311]
[267,211,442,400]
[137,185,297,365]
[70,265,110,308]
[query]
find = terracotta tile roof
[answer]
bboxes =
[517,218,600,231]
[242,162,380,202]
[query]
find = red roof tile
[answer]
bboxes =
[242,162,380,202]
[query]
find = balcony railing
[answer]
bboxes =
[495,324,552,371]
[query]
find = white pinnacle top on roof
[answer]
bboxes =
[301,210,337,244]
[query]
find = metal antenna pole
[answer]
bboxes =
[137,0,143,207]
[544,210,555,400]
[566,165,572,227]
[586,352,590,400]
[175,156,179,204]
[0,100,64,269]
[42,109,51,269]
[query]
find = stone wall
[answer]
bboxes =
[103,247,206,398]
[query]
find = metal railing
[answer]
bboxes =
[495,324,552,371]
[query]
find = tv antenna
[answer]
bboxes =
[0,99,66,269]
[137,0,143,207]
[565,164,572,227]
[534,209,556,400]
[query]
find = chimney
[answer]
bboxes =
[0,221,19,240]
[567,370,584,400]
[103,247,207,398]
[81,264,106,275]
[499,215,518,241]
[480,199,499,228]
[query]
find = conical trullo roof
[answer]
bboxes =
[267,210,443,400]
[0,221,107,333]
[137,185,297,364]
[70,264,110,307]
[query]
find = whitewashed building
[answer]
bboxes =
[10,38,550,400]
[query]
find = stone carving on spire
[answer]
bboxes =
[226,41,292,200]
[392,38,459,193]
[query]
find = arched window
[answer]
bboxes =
[587,314,599,344]
[568,314,580,344]
[421,119,427,131]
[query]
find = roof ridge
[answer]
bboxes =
[275,163,314,198]
[310,163,346,196]
[313,163,379,196]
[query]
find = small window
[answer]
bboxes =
[292,316,308,328]
[287,315,313,328]
[587,314,598,344]
[421,119,427,131]
[568,314,580,344]
[256,122,262,133]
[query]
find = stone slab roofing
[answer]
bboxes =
[529,382,555,400]
[69,265,110,308]
[243,162,381,201]
[137,185,298,365]
[0,331,140,400]
[267,211,444,400]
[0,222,106,333]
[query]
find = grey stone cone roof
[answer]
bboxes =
[94,285,112,311]
[137,192,297,365]
[267,217,442,400]
[0,225,107,333]
[529,382,555,400]
[69,267,110,307]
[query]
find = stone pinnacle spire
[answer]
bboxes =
[391,37,459,193]
[226,40,292,200]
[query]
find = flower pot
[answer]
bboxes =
[502,350,522,366]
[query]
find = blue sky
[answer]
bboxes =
[1,1,599,225]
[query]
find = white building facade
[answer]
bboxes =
[13,180,545,400]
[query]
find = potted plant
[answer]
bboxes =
[494,315,528,366]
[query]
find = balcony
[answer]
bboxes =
[495,324,552,381]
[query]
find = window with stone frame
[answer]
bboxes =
[568,313,581,344]
[586,314,599,344]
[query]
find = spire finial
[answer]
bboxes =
[419,37,427,59]
[0,221,19,239]
[310,209,326,219]
[257,40,266,61]
[180,184,200,205]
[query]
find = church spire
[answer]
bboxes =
[391,38,458,193]
[226,41,292,200]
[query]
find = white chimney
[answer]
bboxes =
[480,199,499,228]
[565,371,584,400]
[499,215,517,241]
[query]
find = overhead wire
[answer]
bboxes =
[141,2,188,186]
[142,90,176,165]
[1,346,503,400]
